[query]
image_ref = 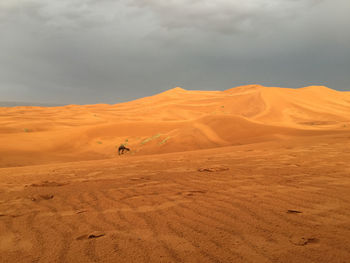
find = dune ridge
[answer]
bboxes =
[0,85,349,167]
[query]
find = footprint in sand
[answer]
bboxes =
[0,214,24,218]
[287,210,302,214]
[75,210,88,214]
[30,194,54,201]
[178,190,207,197]
[198,166,229,172]
[76,231,105,240]
[30,181,67,187]
[130,177,149,181]
[290,236,319,246]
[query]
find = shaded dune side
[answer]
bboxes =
[119,115,346,155]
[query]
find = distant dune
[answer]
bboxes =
[0,85,349,167]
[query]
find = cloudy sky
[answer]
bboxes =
[0,0,349,104]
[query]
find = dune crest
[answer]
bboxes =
[0,85,349,167]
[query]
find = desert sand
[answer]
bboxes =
[0,85,350,262]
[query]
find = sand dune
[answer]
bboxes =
[0,85,349,167]
[1,85,350,262]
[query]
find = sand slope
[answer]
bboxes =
[0,85,349,167]
[0,133,350,262]
[1,85,350,262]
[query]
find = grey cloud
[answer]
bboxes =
[130,0,324,34]
[0,0,122,28]
[0,0,349,105]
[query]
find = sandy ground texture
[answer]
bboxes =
[1,85,350,262]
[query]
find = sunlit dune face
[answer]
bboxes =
[0,85,349,167]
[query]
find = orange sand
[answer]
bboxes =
[0,85,350,262]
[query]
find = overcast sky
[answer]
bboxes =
[0,0,349,104]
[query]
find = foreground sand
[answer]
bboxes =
[1,133,350,263]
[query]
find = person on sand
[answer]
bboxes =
[118,144,130,155]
